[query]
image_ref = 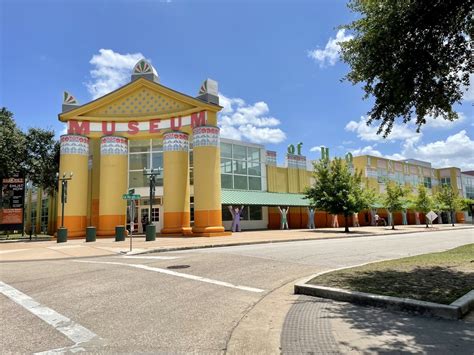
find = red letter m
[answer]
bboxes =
[191,111,206,128]
[68,120,90,135]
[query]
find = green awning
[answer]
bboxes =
[221,189,310,206]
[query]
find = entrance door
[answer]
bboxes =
[139,204,162,233]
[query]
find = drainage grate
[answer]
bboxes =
[166,265,190,270]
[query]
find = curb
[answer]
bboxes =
[129,226,474,256]
[295,284,474,321]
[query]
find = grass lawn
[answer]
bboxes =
[309,244,474,305]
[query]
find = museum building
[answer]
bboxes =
[22,60,470,238]
[54,60,316,238]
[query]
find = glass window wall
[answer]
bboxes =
[129,139,166,188]
[220,142,263,191]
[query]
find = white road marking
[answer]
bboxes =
[0,281,99,345]
[119,255,180,260]
[0,248,28,254]
[74,260,265,293]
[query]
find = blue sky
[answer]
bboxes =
[1,0,473,169]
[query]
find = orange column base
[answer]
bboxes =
[192,210,230,237]
[161,212,192,236]
[97,214,126,236]
[56,216,87,238]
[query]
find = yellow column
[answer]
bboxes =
[57,135,89,238]
[97,136,128,236]
[192,126,229,236]
[161,131,191,235]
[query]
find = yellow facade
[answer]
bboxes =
[266,165,312,193]
[352,155,462,196]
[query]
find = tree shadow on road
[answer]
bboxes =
[325,298,474,354]
[283,295,474,354]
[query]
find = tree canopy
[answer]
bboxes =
[435,185,462,226]
[340,0,473,136]
[414,184,433,227]
[0,108,26,178]
[305,158,366,232]
[0,107,59,193]
[383,182,408,229]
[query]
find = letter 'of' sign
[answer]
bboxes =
[288,143,304,155]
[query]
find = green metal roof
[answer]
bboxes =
[221,189,310,206]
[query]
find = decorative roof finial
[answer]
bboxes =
[197,78,219,105]
[63,91,78,105]
[131,59,159,83]
[62,91,80,112]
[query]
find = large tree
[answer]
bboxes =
[414,184,433,228]
[25,128,60,193]
[340,0,473,136]
[306,158,366,233]
[435,185,462,226]
[383,182,408,230]
[0,108,27,178]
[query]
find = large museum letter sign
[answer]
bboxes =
[0,174,25,231]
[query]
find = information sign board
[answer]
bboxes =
[1,174,25,231]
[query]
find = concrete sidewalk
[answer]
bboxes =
[1,224,472,262]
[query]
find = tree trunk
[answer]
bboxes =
[344,215,349,233]
[391,215,395,230]
[451,210,455,226]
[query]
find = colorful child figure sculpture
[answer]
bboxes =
[279,206,289,230]
[331,214,339,228]
[228,205,245,232]
[307,207,316,229]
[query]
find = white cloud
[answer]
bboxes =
[309,146,322,152]
[218,93,286,144]
[345,116,420,142]
[405,130,474,170]
[85,49,149,99]
[351,130,474,171]
[424,112,466,128]
[308,29,353,67]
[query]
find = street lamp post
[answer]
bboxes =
[143,167,162,226]
[143,167,162,241]
[57,172,73,242]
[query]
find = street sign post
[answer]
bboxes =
[122,194,141,200]
[123,192,141,252]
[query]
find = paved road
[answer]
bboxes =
[1,229,472,353]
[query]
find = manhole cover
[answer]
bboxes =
[167,265,190,269]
